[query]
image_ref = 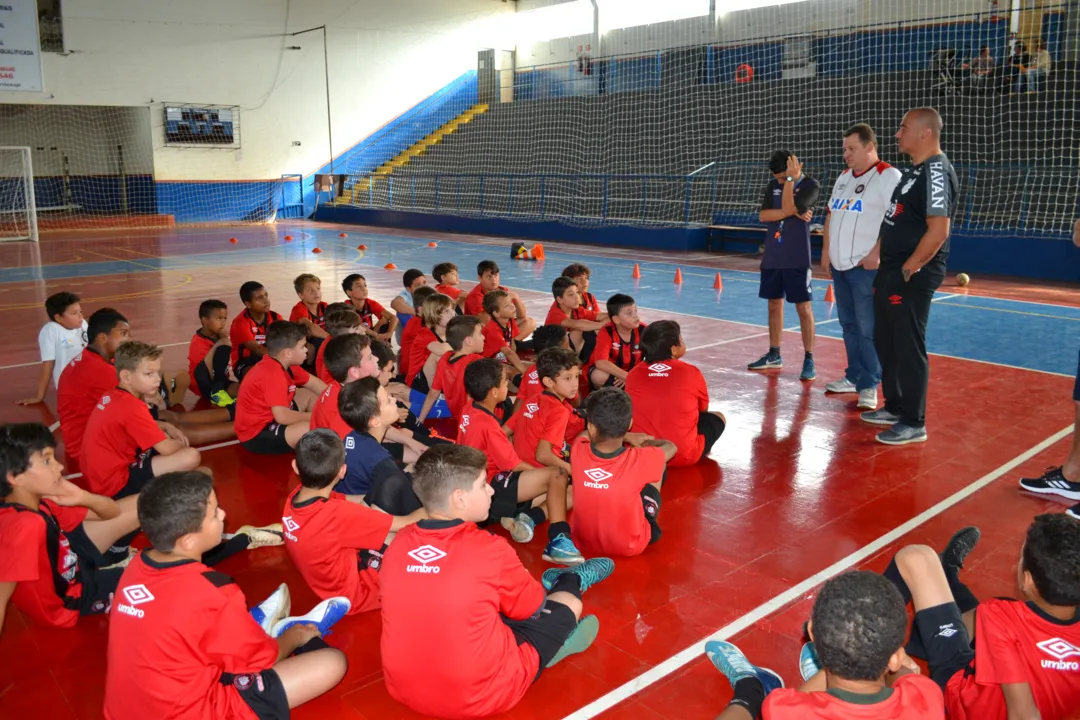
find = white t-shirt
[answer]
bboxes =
[826,162,903,271]
[38,320,88,387]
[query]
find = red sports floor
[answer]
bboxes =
[0,222,1077,719]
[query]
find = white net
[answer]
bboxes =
[343,0,1077,239]
[0,146,37,242]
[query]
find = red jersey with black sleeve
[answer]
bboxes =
[233,357,311,442]
[229,309,283,368]
[546,301,598,326]
[569,437,666,557]
[580,291,600,315]
[763,674,944,719]
[103,555,280,720]
[397,317,422,380]
[457,403,522,480]
[0,500,89,628]
[187,330,227,398]
[463,284,512,316]
[350,298,388,330]
[625,358,709,467]
[56,348,115,460]
[310,380,351,439]
[289,300,327,330]
[434,283,462,300]
[945,597,1080,720]
[380,519,547,718]
[481,317,519,359]
[314,339,331,384]
[406,326,442,386]
[510,391,583,467]
[588,323,646,373]
[82,389,167,497]
[433,352,482,419]
[282,487,392,614]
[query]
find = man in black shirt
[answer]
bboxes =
[863,107,958,445]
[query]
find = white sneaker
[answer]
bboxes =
[824,378,857,394]
[857,388,878,410]
[250,583,291,636]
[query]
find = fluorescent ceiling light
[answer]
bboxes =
[598,0,709,32]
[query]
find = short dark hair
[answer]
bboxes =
[338,376,383,433]
[370,339,395,370]
[584,387,632,440]
[87,308,127,346]
[325,307,362,336]
[477,259,499,277]
[561,263,590,279]
[325,301,353,315]
[402,268,424,289]
[482,288,509,316]
[811,571,908,681]
[607,293,636,318]
[324,333,373,383]
[239,281,265,304]
[295,429,346,489]
[641,320,681,361]
[768,149,793,175]
[412,443,487,511]
[342,273,365,294]
[198,299,227,319]
[411,285,437,313]
[432,262,457,283]
[137,471,215,553]
[537,346,580,381]
[45,292,80,322]
[531,324,567,353]
[844,123,877,148]
[552,276,576,300]
[464,358,505,402]
[0,423,57,495]
[265,321,307,355]
[114,340,162,374]
[446,315,482,351]
[1023,514,1080,606]
[293,273,320,294]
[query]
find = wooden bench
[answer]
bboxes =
[706,224,824,253]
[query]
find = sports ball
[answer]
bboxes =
[956,273,970,287]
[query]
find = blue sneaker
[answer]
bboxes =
[250,583,291,636]
[799,642,822,682]
[705,640,784,694]
[748,353,782,371]
[500,512,535,544]
[542,557,614,593]
[876,423,928,446]
[799,355,816,381]
[542,533,585,565]
[271,596,351,638]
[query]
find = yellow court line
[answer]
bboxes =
[933,301,1080,322]
[0,274,193,312]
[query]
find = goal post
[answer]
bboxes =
[0,147,39,243]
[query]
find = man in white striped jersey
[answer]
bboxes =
[821,124,902,410]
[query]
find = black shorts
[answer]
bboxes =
[66,524,124,615]
[1073,347,1079,402]
[235,356,260,382]
[384,441,405,464]
[640,483,663,546]
[504,600,579,676]
[410,372,430,395]
[115,449,159,500]
[241,423,292,455]
[759,268,813,304]
[697,412,726,461]
[194,363,213,399]
[489,471,523,520]
[220,669,289,720]
[913,602,975,690]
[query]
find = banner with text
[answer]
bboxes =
[0,0,43,92]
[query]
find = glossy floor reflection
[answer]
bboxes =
[0,223,1077,719]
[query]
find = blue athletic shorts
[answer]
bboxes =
[759,268,812,304]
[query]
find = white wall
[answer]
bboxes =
[0,0,514,181]
[0,105,153,175]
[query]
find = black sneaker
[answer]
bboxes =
[940,526,981,570]
[1019,466,1080,501]
[1067,504,1080,520]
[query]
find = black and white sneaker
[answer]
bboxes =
[1067,504,1079,520]
[1018,466,1080,501]
[940,526,981,570]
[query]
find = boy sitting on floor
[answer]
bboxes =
[587,293,646,390]
[342,272,396,341]
[104,471,349,720]
[481,289,528,379]
[234,321,327,454]
[571,388,675,557]
[283,429,420,614]
[511,347,585,477]
[390,268,427,339]
[463,259,536,344]
[625,320,726,467]
[417,315,485,422]
[310,333,381,439]
[546,276,607,360]
[229,281,284,381]
[514,324,570,414]
[371,340,450,449]
[396,284,437,384]
[17,291,87,406]
[432,261,466,311]
[561,263,601,316]
[188,299,239,408]
[379,443,613,719]
[314,305,364,384]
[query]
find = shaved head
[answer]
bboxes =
[896,107,944,159]
[906,107,943,137]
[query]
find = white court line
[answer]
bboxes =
[563,422,1076,720]
[62,439,240,481]
[0,342,188,372]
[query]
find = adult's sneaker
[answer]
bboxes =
[824,378,857,394]
[705,640,784,695]
[1019,466,1080,501]
[876,424,928,446]
[271,597,351,638]
[546,615,600,667]
[250,583,291,636]
[543,533,585,566]
[861,408,900,426]
[542,557,614,594]
[748,353,782,371]
[857,388,878,410]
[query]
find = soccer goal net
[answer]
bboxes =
[0,147,38,243]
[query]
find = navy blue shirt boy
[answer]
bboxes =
[760,176,821,271]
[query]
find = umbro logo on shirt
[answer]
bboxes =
[647,363,671,376]
[345,437,355,450]
[458,415,470,434]
[283,516,300,541]
[406,544,447,574]
[116,584,154,619]
[1038,638,1080,670]
[583,468,612,489]
[524,402,540,418]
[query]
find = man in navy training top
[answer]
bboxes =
[862,107,958,446]
[748,150,821,381]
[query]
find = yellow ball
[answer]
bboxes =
[956,272,970,287]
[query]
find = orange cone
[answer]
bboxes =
[228,237,238,245]
[311,247,322,254]
[384,263,397,270]
[284,235,293,241]
[713,272,723,290]
[357,244,368,251]
[674,268,683,285]
[428,241,438,248]
[339,232,348,238]
[632,263,641,279]
[824,283,835,303]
